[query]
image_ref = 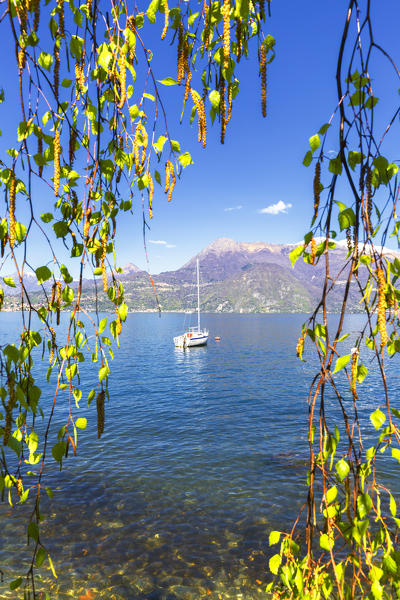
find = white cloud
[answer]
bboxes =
[259,201,292,215]
[224,205,243,212]
[149,240,175,249]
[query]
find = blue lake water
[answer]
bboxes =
[0,312,399,599]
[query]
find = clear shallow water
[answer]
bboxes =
[0,313,398,599]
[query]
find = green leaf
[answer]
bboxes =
[28,521,39,541]
[382,555,398,575]
[336,459,350,480]
[158,77,178,86]
[209,90,220,108]
[320,533,333,551]
[338,207,355,231]
[35,266,52,284]
[357,364,368,384]
[269,530,281,545]
[153,135,167,153]
[52,440,66,462]
[365,96,379,109]
[390,493,397,517]
[70,35,84,61]
[60,264,73,284]
[269,553,281,575]
[100,159,115,181]
[349,90,365,106]
[62,286,74,303]
[357,492,372,519]
[318,123,331,135]
[3,276,16,287]
[36,547,46,567]
[17,121,33,141]
[53,221,69,238]
[98,365,109,382]
[302,150,313,167]
[329,157,342,175]
[309,134,321,152]
[75,417,87,430]
[146,0,159,22]
[99,317,107,334]
[371,580,382,600]
[38,51,53,71]
[65,364,77,379]
[348,151,363,171]
[118,303,128,322]
[392,447,400,463]
[27,431,39,454]
[10,578,22,591]
[14,222,27,243]
[98,48,113,71]
[332,354,350,374]
[170,140,181,152]
[326,486,337,504]
[370,409,386,431]
[289,245,304,267]
[178,152,193,168]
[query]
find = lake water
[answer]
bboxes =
[0,312,398,600]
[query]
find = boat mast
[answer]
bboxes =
[197,257,200,331]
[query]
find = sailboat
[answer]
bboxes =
[173,258,209,348]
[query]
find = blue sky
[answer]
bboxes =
[2,1,400,276]
[125,0,400,274]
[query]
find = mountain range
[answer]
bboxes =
[4,237,397,313]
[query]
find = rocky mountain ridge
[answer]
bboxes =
[4,237,398,313]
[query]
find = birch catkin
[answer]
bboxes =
[54,43,60,103]
[311,238,317,265]
[118,53,126,109]
[97,389,105,438]
[54,127,61,196]
[33,0,40,31]
[377,267,387,348]
[58,0,65,38]
[260,42,267,118]
[9,173,16,249]
[165,161,176,202]
[313,161,321,220]
[148,172,154,219]
[161,0,169,40]
[351,348,358,399]
[235,19,242,61]
[190,89,207,147]
[296,334,305,359]
[220,78,226,144]
[49,326,56,363]
[222,0,230,70]
[101,236,108,292]
[83,205,91,239]
[56,281,62,325]
[177,22,184,83]
[69,127,77,165]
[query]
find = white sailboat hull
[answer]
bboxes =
[174,331,209,348]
